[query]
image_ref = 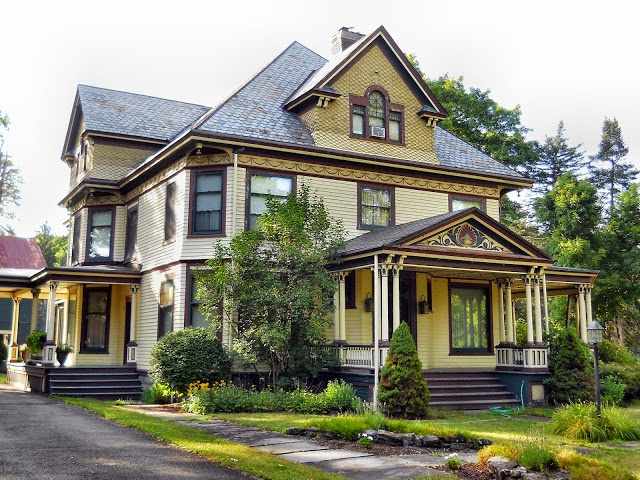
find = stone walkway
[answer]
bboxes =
[126,405,478,479]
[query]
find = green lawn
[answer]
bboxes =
[0,373,7,384]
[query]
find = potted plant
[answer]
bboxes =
[19,343,28,362]
[26,331,47,357]
[56,344,73,367]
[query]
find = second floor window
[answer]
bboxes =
[248,173,293,229]
[164,182,176,242]
[192,171,223,235]
[88,209,113,260]
[451,196,484,212]
[71,214,82,264]
[359,185,393,229]
[157,280,174,339]
[351,87,404,143]
[124,207,138,262]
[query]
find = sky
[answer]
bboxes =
[1,0,638,237]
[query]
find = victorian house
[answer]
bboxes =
[3,26,597,407]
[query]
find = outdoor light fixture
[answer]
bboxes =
[418,295,432,314]
[364,292,373,312]
[587,319,605,417]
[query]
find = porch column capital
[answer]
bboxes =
[31,288,41,299]
[129,284,140,295]
[503,278,514,287]
[337,271,349,282]
[12,297,21,306]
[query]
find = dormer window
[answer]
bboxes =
[350,87,404,144]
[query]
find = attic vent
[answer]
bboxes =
[370,126,386,138]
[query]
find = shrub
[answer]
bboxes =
[26,331,47,354]
[545,327,594,404]
[149,327,231,395]
[601,362,640,401]
[141,382,174,404]
[551,402,640,441]
[323,380,361,413]
[600,375,626,405]
[599,340,638,365]
[514,435,558,472]
[0,342,7,361]
[377,322,430,419]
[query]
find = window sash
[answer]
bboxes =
[248,174,292,229]
[165,183,176,241]
[189,275,207,328]
[360,187,392,228]
[193,172,223,234]
[452,197,484,211]
[158,280,174,339]
[450,287,490,351]
[81,289,109,352]
[88,210,112,260]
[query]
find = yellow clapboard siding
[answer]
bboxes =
[395,188,449,225]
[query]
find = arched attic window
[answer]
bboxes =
[350,87,403,143]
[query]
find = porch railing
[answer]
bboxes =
[496,345,548,371]
[326,344,389,369]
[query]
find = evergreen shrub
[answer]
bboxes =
[377,322,430,419]
[149,327,231,395]
[599,339,638,365]
[544,327,594,404]
[601,362,640,401]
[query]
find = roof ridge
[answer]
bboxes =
[77,84,209,109]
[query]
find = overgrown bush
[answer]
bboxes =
[182,379,362,415]
[601,362,640,401]
[514,435,558,472]
[377,322,430,419]
[149,327,231,395]
[141,382,174,404]
[599,340,638,365]
[0,342,7,361]
[601,375,627,405]
[26,331,47,354]
[545,327,594,404]
[550,402,640,441]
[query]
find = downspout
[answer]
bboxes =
[373,254,380,410]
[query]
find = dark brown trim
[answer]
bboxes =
[80,286,111,354]
[244,169,297,231]
[448,281,494,356]
[124,204,138,263]
[91,135,162,151]
[84,206,116,263]
[357,182,395,230]
[187,165,227,237]
[448,194,487,213]
[164,182,177,243]
[348,87,406,145]
[71,212,82,266]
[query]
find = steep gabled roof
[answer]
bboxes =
[195,42,327,146]
[77,85,210,141]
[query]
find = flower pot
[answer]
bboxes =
[56,351,69,367]
[21,350,28,362]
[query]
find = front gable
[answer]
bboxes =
[293,27,446,164]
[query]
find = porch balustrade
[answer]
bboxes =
[327,344,389,369]
[496,345,548,372]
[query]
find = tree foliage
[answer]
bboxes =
[35,222,68,267]
[0,111,22,226]
[149,327,231,394]
[588,117,638,218]
[545,327,595,405]
[197,184,345,385]
[531,121,586,193]
[377,322,430,419]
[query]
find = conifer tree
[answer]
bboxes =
[377,322,430,419]
[588,117,638,218]
[545,327,594,404]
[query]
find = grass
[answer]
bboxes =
[0,373,7,384]
[60,397,347,480]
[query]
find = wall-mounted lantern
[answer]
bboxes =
[418,295,432,314]
[364,292,373,312]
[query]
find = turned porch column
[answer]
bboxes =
[504,279,514,344]
[380,266,389,344]
[392,265,401,332]
[42,281,58,366]
[578,285,588,342]
[333,287,340,343]
[127,285,139,364]
[585,285,593,326]
[534,275,543,344]
[497,281,506,344]
[30,288,40,333]
[338,272,347,343]
[524,275,534,345]
[9,298,21,362]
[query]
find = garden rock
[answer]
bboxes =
[376,430,407,446]
[420,434,441,447]
[522,473,548,480]
[499,466,527,479]
[285,427,304,436]
[487,456,518,474]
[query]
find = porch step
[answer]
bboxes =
[424,371,521,410]
[48,367,142,400]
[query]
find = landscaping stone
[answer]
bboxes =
[420,434,441,447]
[522,472,548,480]
[487,456,518,474]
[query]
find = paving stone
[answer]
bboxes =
[314,455,442,480]
[278,448,372,463]
[255,440,329,455]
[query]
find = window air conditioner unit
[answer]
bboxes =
[370,126,386,138]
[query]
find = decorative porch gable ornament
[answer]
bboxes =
[417,222,511,253]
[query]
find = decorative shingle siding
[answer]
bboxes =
[91,143,154,181]
[311,45,439,164]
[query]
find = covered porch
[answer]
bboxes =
[326,208,598,405]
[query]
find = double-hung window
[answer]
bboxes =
[192,171,223,235]
[350,87,404,143]
[248,173,293,229]
[359,185,393,229]
[451,196,484,212]
[164,183,176,242]
[87,208,113,261]
[124,206,138,262]
[188,274,207,328]
[450,286,491,354]
[157,280,174,339]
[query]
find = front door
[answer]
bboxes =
[386,271,417,345]
[124,298,131,364]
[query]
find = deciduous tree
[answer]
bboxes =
[0,110,22,229]
[35,222,68,267]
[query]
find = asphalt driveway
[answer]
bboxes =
[0,384,254,479]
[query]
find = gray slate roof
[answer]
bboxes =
[341,209,466,256]
[78,85,210,141]
[196,42,327,146]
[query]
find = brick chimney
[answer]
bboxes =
[331,27,365,55]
